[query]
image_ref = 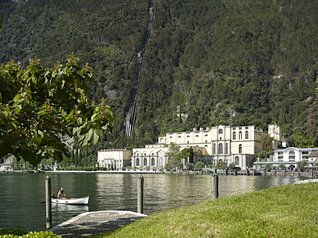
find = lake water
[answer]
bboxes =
[0,172,304,231]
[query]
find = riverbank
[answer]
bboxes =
[95,182,318,238]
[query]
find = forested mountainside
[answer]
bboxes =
[1,0,318,149]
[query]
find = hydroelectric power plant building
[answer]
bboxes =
[129,124,281,170]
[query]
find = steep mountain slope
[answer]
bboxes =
[134,0,318,147]
[1,0,318,149]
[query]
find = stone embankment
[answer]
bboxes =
[51,210,147,237]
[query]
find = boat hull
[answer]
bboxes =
[52,196,89,205]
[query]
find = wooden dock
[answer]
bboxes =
[51,210,147,237]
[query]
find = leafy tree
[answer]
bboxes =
[165,143,182,170]
[216,161,227,169]
[291,132,315,147]
[297,161,307,172]
[265,164,272,171]
[257,134,274,160]
[279,163,286,170]
[179,147,194,163]
[228,162,236,170]
[0,55,113,166]
[194,161,205,171]
[256,150,269,161]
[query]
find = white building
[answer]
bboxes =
[131,144,169,169]
[268,124,283,149]
[97,149,131,170]
[131,125,279,170]
[273,147,318,168]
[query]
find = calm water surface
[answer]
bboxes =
[0,172,304,231]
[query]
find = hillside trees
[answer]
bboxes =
[134,0,318,148]
[0,55,113,166]
[1,0,318,148]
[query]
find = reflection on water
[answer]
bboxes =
[52,204,89,213]
[0,173,305,231]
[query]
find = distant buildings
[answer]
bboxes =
[98,124,282,170]
[272,147,318,168]
[97,149,131,170]
[131,144,169,169]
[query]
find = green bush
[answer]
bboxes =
[0,231,61,238]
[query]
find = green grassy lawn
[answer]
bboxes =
[97,183,318,238]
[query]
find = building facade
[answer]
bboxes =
[273,147,318,168]
[131,144,169,170]
[130,125,279,170]
[97,149,131,170]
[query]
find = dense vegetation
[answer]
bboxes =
[1,0,318,150]
[0,55,113,166]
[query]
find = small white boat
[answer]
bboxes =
[52,196,89,205]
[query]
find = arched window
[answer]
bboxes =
[239,144,242,154]
[136,158,140,166]
[218,128,223,134]
[213,143,216,154]
[218,143,223,154]
[245,131,249,139]
[151,158,155,166]
[233,131,236,140]
[144,158,147,166]
[289,151,295,161]
[239,131,242,139]
[225,143,228,154]
[235,156,240,165]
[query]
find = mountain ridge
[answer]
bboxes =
[1,0,318,150]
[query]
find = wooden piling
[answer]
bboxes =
[45,176,52,229]
[212,174,219,199]
[137,175,144,214]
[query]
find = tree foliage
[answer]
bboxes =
[0,55,113,165]
[165,143,182,170]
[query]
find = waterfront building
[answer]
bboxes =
[131,144,169,170]
[97,149,131,170]
[130,124,281,170]
[272,147,318,168]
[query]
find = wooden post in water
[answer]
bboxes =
[311,168,314,178]
[45,176,52,229]
[137,175,144,214]
[212,174,219,199]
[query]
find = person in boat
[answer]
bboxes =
[57,187,66,199]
